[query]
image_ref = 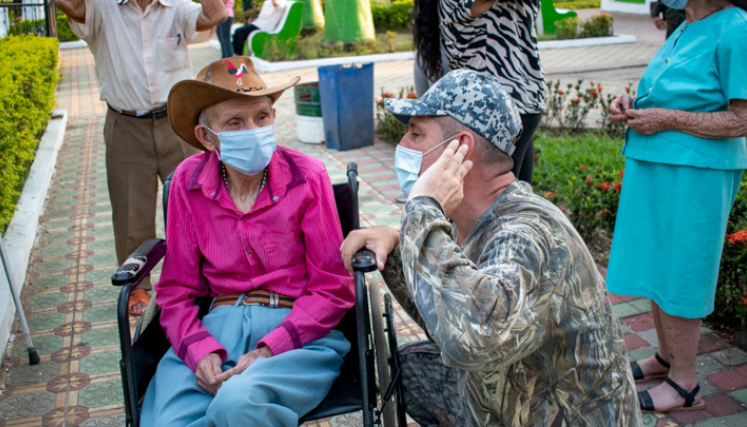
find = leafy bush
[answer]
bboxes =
[0,36,60,232]
[261,30,412,61]
[556,17,579,40]
[56,10,79,42]
[544,79,600,133]
[555,0,601,8]
[7,19,46,37]
[372,0,413,32]
[581,13,614,38]
[374,86,415,144]
[710,180,747,326]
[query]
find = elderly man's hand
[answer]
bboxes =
[626,108,674,135]
[408,140,473,218]
[214,346,273,384]
[196,353,224,395]
[609,95,634,123]
[340,227,399,273]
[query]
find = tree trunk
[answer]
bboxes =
[323,0,375,43]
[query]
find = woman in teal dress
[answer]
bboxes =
[606,0,747,414]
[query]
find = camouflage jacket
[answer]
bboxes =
[382,181,642,426]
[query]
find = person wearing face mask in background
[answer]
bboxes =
[340,70,642,427]
[650,0,687,39]
[606,0,747,414]
[139,57,354,426]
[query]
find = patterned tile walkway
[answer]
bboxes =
[2,34,746,426]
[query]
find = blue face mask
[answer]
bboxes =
[661,0,687,9]
[204,124,277,176]
[395,134,458,196]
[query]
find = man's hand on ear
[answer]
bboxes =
[408,140,473,218]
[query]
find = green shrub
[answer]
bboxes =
[581,13,614,38]
[372,0,413,32]
[7,19,46,37]
[374,86,414,144]
[555,17,579,40]
[0,35,60,232]
[555,0,601,9]
[56,11,79,42]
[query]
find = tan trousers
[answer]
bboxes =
[104,109,200,290]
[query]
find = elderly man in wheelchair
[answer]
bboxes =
[133,57,355,426]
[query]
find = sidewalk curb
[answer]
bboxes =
[0,110,68,359]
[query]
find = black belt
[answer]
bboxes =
[108,104,168,120]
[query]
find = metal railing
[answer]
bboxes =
[0,0,57,38]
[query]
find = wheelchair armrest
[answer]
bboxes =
[352,249,377,273]
[111,239,166,287]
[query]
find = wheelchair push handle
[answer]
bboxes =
[352,249,377,273]
[112,238,165,286]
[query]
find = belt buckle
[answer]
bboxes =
[268,291,279,309]
[241,295,262,307]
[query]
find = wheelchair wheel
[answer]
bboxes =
[369,280,396,427]
[133,294,160,342]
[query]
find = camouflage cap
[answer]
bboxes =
[384,69,523,156]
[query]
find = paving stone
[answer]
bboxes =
[640,413,659,427]
[81,305,117,323]
[669,408,712,425]
[28,274,71,291]
[86,268,116,284]
[637,329,659,348]
[6,362,59,387]
[624,333,650,351]
[13,334,63,357]
[32,258,73,275]
[704,395,744,416]
[628,347,658,362]
[78,380,123,408]
[79,414,126,427]
[613,303,642,319]
[711,348,747,368]
[0,390,55,420]
[86,251,118,267]
[42,405,90,427]
[87,226,115,239]
[35,243,76,259]
[25,292,68,311]
[697,376,723,399]
[699,333,734,356]
[81,326,119,348]
[708,368,747,392]
[79,351,120,376]
[84,286,120,302]
[697,354,729,375]
[625,313,655,332]
[26,312,66,333]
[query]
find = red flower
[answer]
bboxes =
[558,89,565,95]
[406,92,417,99]
[625,86,631,94]
[601,182,610,192]
[728,230,747,245]
[545,192,554,198]
[572,97,580,104]
[382,92,394,98]
[598,211,604,217]
[613,182,622,191]
[597,85,603,92]
[592,90,599,99]
[619,169,625,178]
[376,98,384,106]
[579,164,586,170]
[586,176,593,185]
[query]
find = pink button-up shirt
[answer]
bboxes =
[155,148,355,372]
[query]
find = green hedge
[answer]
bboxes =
[0,36,60,232]
[372,0,413,32]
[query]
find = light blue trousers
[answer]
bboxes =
[140,305,350,427]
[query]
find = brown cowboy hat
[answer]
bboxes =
[168,56,300,149]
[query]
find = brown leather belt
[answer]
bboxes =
[210,290,295,311]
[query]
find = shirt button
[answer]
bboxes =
[665,57,669,63]
[246,250,252,255]
[273,196,279,202]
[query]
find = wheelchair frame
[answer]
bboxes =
[112,163,406,427]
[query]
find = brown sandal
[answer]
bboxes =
[128,289,150,316]
[638,377,705,413]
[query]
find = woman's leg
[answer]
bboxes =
[217,17,234,58]
[511,113,542,185]
[642,303,702,410]
[634,301,672,378]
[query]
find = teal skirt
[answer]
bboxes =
[606,158,743,318]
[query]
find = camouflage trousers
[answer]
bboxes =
[400,340,463,427]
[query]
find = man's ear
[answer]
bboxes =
[195,125,217,152]
[458,131,477,160]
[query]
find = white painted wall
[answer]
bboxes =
[602,0,653,14]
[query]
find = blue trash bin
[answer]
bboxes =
[317,63,374,151]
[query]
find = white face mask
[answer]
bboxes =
[394,134,459,196]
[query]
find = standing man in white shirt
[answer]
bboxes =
[55,0,227,316]
[232,0,287,55]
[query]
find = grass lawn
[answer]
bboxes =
[533,129,625,197]
[555,0,601,9]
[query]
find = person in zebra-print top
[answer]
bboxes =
[414,0,545,184]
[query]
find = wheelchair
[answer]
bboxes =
[111,163,407,427]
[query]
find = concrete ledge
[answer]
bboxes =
[0,110,68,358]
[59,40,87,50]
[239,34,635,73]
[538,34,636,50]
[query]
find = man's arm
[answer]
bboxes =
[196,0,228,32]
[54,0,86,23]
[399,196,553,372]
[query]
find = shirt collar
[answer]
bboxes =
[186,148,307,206]
[157,0,173,7]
